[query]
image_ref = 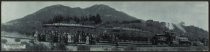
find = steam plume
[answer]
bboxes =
[174,22,186,33]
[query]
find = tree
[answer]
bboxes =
[146,20,154,26]
[1,39,7,43]
[122,21,130,24]
[53,15,64,23]
[15,38,21,42]
[130,20,142,23]
[73,16,80,23]
[95,14,102,24]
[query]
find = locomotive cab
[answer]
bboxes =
[151,31,176,45]
[151,34,168,45]
[177,37,191,46]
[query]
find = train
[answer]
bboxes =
[34,23,192,47]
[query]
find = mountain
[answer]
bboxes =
[7,4,137,23]
[1,4,137,34]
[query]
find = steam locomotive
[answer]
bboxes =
[151,31,191,46]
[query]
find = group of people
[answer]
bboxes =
[34,30,100,45]
[73,31,98,45]
[34,30,123,46]
[35,30,68,43]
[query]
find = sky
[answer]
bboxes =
[1,1,208,31]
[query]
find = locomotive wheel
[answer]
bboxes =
[152,42,157,45]
[157,42,165,45]
[180,42,191,47]
[184,42,191,46]
[169,43,178,47]
[151,40,157,45]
